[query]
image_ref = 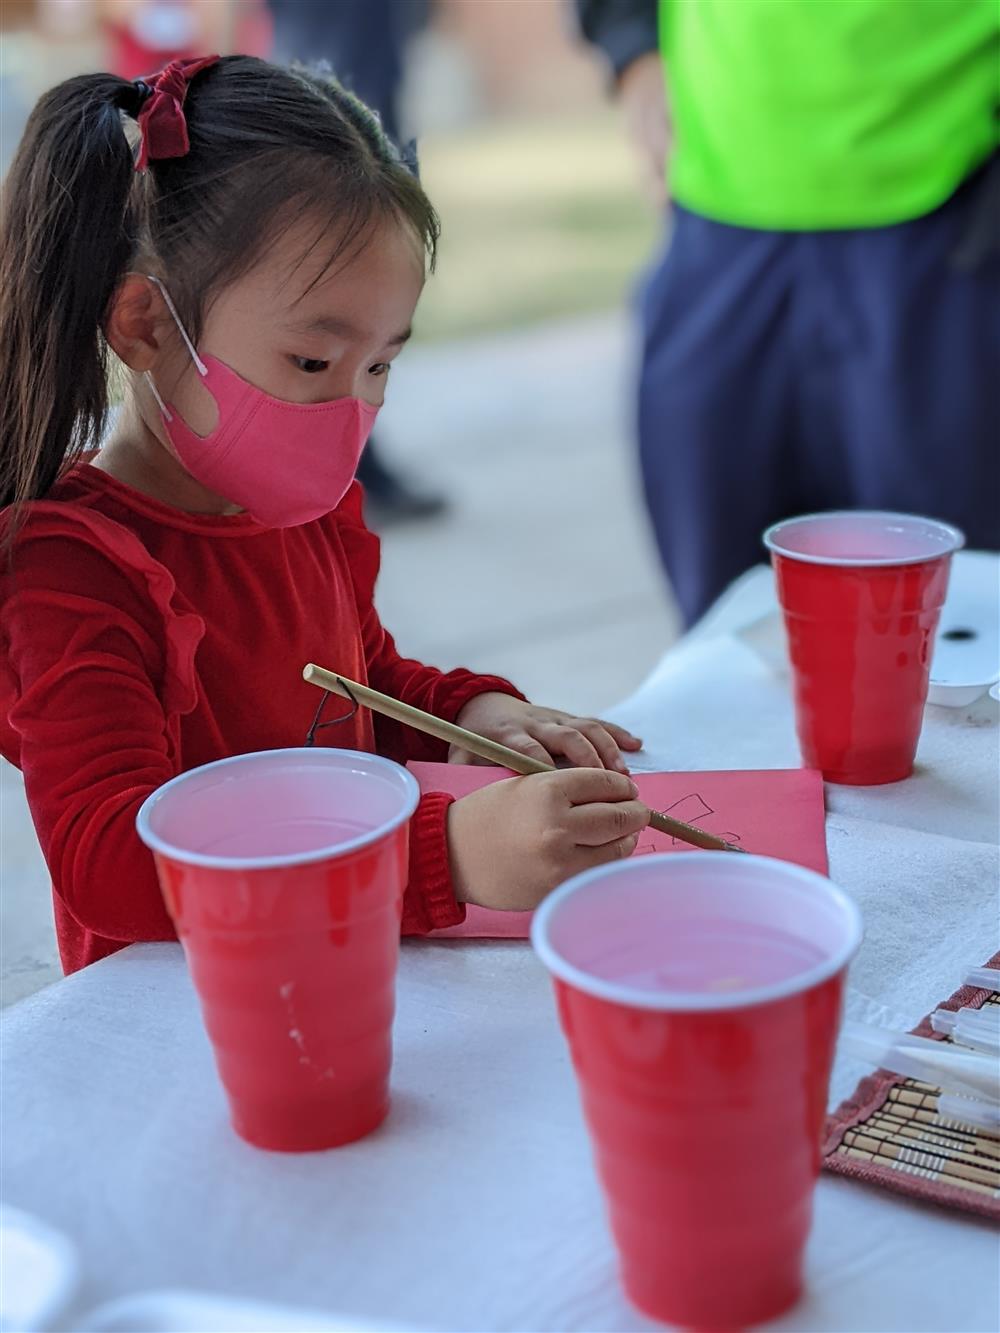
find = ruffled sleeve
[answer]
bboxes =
[335,482,526,764]
[0,503,204,972]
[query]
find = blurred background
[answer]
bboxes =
[0,0,677,1003]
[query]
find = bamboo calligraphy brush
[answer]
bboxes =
[302,664,743,854]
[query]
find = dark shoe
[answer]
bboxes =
[363,474,449,524]
[358,441,448,525]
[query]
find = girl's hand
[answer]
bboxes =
[447,769,650,912]
[453,693,643,774]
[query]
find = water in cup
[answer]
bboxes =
[194,816,371,858]
[585,918,827,995]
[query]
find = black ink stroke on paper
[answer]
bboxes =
[634,791,743,856]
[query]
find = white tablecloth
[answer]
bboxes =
[3,563,999,1333]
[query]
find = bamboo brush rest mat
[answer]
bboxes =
[824,954,1000,1220]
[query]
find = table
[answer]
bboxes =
[4,561,999,1333]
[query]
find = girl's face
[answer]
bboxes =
[152,214,426,440]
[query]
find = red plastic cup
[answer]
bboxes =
[764,511,964,785]
[532,852,862,1331]
[137,748,419,1152]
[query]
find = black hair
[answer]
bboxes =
[0,55,439,521]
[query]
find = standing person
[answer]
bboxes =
[268,0,448,523]
[100,0,271,78]
[577,0,1000,626]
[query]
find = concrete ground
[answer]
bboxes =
[0,313,679,1006]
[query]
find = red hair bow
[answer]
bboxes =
[134,54,220,172]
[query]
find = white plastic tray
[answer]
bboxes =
[0,1207,409,1333]
[79,1291,412,1332]
[0,1205,79,1333]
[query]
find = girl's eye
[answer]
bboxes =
[293,357,329,375]
[368,362,390,378]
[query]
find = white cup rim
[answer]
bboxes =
[531,853,863,1013]
[763,510,965,568]
[136,748,420,871]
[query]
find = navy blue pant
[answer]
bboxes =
[267,0,430,495]
[267,0,428,143]
[638,169,1000,627]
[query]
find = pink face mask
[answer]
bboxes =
[144,277,379,527]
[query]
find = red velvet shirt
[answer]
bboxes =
[0,465,523,973]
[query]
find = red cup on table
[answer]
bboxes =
[764,511,964,785]
[137,748,419,1152]
[532,852,862,1331]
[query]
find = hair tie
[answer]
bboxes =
[134,54,220,173]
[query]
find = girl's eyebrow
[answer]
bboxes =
[289,314,412,346]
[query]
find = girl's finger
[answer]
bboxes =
[501,733,557,768]
[574,830,642,870]
[596,719,644,751]
[569,798,650,848]
[534,722,603,769]
[448,746,497,766]
[553,767,637,806]
[576,720,630,774]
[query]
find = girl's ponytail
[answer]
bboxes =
[0,73,143,514]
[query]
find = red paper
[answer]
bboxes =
[408,763,828,939]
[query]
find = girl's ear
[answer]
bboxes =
[105,275,163,371]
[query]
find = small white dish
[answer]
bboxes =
[0,1205,80,1333]
[927,558,1000,708]
[926,679,998,708]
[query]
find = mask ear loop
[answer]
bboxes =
[304,679,361,747]
[145,274,208,374]
[143,274,208,420]
[142,370,172,421]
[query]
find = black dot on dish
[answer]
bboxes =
[941,628,977,642]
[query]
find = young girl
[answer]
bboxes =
[0,55,649,975]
